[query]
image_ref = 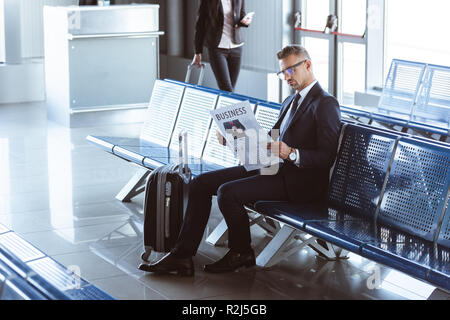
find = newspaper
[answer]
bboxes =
[210,100,281,171]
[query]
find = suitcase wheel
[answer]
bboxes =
[141,250,152,262]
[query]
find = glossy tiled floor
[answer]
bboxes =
[0,101,448,300]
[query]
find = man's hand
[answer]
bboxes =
[216,130,227,146]
[267,141,292,160]
[192,54,202,67]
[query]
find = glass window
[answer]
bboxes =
[385,0,450,74]
[340,42,366,104]
[303,37,329,92]
[340,0,367,35]
[303,0,330,31]
[0,1,4,63]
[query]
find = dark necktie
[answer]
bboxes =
[286,93,301,124]
[280,93,301,136]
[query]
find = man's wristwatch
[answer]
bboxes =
[288,148,297,162]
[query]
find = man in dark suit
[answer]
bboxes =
[139,44,341,276]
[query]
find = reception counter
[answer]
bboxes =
[43,4,164,127]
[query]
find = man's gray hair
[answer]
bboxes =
[277,44,311,60]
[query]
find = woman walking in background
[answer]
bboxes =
[192,0,253,92]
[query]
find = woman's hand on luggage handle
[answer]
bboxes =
[192,54,202,67]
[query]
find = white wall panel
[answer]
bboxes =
[21,0,77,58]
[241,0,284,72]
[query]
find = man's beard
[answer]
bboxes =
[288,80,300,91]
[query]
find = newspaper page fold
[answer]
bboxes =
[210,101,280,171]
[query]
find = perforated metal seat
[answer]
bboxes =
[341,59,428,127]
[259,124,397,207]
[256,123,450,289]
[354,138,450,288]
[256,124,399,250]
[377,139,450,239]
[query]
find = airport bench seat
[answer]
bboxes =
[342,60,450,138]
[87,79,450,292]
[254,201,450,290]
[254,124,450,291]
[87,135,225,176]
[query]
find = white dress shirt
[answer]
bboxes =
[280,80,318,166]
[218,0,244,49]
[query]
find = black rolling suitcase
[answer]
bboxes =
[141,131,191,262]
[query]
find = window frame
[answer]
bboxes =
[295,0,385,104]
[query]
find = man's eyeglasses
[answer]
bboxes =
[277,59,307,80]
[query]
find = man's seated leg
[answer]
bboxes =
[139,165,259,276]
[204,170,289,273]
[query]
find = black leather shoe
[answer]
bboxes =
[204,249,255,273]
[138,252,194,277]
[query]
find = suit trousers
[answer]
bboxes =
[172,165,289,257]
[208,46,242,92]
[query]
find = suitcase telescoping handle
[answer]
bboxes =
[185,63,205,86]
[178,130,189,178]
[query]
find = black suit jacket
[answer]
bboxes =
[79,0,116,5]
[79,0,97,4]
[271,82,341,203]
[195,0,248,54]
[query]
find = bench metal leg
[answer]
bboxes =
[206,212,280,247]
[256,224,305,268]
[115,168,150,202]
[246,208,280,236]
[256,225,349,268]
[206,219,228,246]
[308,239,349,261]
